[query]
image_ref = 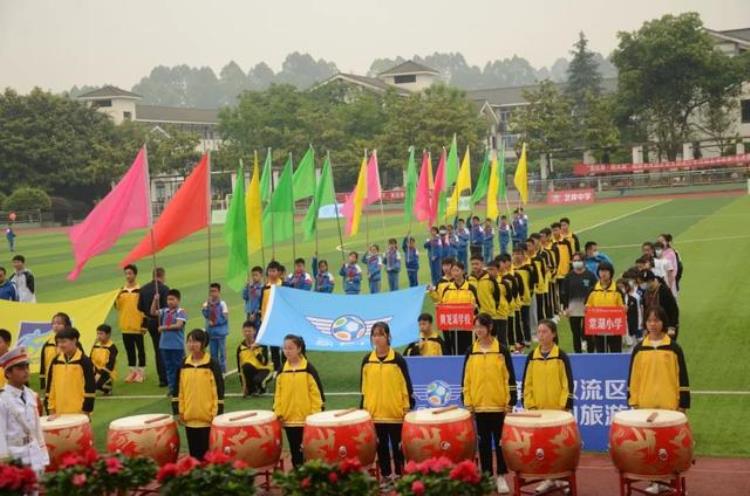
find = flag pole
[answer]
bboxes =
[269,148,276,261]
[364,148,369,250]
[207,151,213,288]
[374,150,387,245]
[329,151,346,264]
[405,147,418,268]
[314,146,320,258]
[256,150,266,269]
[289,152,296,264]
[143,143,159,296]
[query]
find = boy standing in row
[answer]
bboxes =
[385,238,402,292]
[202,283,229,373]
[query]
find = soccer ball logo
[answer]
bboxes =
[330,315,368,342]
[426,380,452,407]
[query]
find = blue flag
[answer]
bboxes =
[257,285,427,351]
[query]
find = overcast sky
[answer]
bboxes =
[1,0,747,93]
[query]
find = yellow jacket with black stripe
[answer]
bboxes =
[46,349,96,414]
[441,279,478,307]
[470,271,501,319]
[236,342,273,371]
[628,335,690,410]
[259,279,283,321]
[541,243,559,283]
[531,251,549,294]
[553,236,573,279]
[462,339,517,412]
[429,276,453,303]
[496,276,514,319]
[360,349,414,423]
[90,340,118,380]
[513,259,536,306]
[115,285,144,334]
[39,335,83,392]
[172,353,224,428]
[522,345,574,411]
[585,281,625,307]
[404,332,445,357]
[501,272,521,314]
[273,357,325,426]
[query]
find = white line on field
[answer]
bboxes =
[575,200,672,235]
[602,234,750,250]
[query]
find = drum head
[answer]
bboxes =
[41,414,90,429]
[405,407,471,424]
[305,409,371,426]
[613,409,686,428]
[505,410,575,427]
[109,414,174,430]
[212,410,276,427]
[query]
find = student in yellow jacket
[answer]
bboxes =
[461,313,516,493]
[628,306,690,411]
[527,236,549,321]
[360,322,414,480]
[513,247,538,348]
[39,312,72,393]
[428,257,455,303]
[404,313,446,356]
[486,260,512,346]
[90,324,118,396]
[115,265,146,384]
[273,334,325,468]
[172,329,224,460]
[441,261,478,356]
[522,320,574,411]
[236,320,273,396]
[46,327,96,416]
[585,261,625,354]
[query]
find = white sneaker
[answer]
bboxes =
[581,341,588,352]
[535,479,556,493]
[496,476,510,494]
[644,482,664,495]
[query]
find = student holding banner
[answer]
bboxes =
[585,262,625,353]
[440,261,478,355]
[461,313,516,494]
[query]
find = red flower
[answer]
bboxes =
[300,476,312,489]
[203,450,231,465]
[232,460,249,471]
[105,456,123,474]
[72,473,87,487]
[175,456,200,474]
[327,471,339,484]
[449,460,481,484]
[427,456,453,473]
[339,458,362,474]
[82,447,100,466]
[404,460,420,474]
[60,452,83,468]
[411,480,426,495]
[156,463,179,482]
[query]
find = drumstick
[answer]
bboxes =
[646,412,659,423]
[432,405,460,415]
[333,408,359,418]
[507,412,543,418]
[230,412,259,422]
[144,414,172,424]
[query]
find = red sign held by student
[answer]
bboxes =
[435,304,475,331]
[584,306,627,336]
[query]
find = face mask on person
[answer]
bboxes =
[655,249,663,257]
[639,283,648,290]
[572,261,584,270]
[592,250,600,258]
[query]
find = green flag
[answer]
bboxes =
[262,155,294,242]
[470,150,490,207]
[446,134,459,189]
[303,154,336,240]
[403,147,417,222]
[223,161,249,291]
[498,143,507,201]
[260,148,272,203]
[292,145,315,201]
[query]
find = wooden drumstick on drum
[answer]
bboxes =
[432,405,459,415]
[229,411,259,422]
[646,411,659,423]
[144,414,172,424]
[333,407,359,418]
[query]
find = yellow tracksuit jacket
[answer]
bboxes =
[360,349,414,423]
[273,357,325,426]
[628,335,690,410]
[522,345,574,411]
[462,339,517,412]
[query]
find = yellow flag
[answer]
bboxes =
[427,152,434,190]
[246,151,263,252]
[486,151,500,220]
[348,156,368,236]
[447,147,472,217]
[0,291,118,367]
[514,142,529,204]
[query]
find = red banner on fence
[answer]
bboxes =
[584,306,627,336]
[547,189,595,205]
[573,153,750,176]
[435,304,475,331]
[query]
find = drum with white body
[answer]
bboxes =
[303,409,376,466]
[502,410,581,478]
[402,407,476,462]
[210,410,282,469]
[609,409,694,478]
[41,414,93,469]
[107,414,179,466]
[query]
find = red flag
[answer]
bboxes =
[120,154,210,266]
[430,149,447,225]
[414,151,432,224]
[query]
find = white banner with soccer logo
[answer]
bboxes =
[257,285,427,351]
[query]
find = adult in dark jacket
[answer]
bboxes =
[138,267,170,387]
[637,270,679,339]
[560,252,598,353]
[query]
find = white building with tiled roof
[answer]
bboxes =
[315,59,442,96]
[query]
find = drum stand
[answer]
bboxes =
[617,472,687,496]
[510,471,578,496]
[254,459,286,493]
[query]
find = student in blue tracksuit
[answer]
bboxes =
[402,236,420,287]
[469,216,484,260]
[340,252,363,294]
[202,283,230,373]
[455,218,470,268]
[242,266,264,325]
[442,226,458,260]
[498,215,512,255]
[482,218,495,263]
[312,257,335,293]
[362,245,384,294]
[385,238,402,292]
[424,227,443,286]
[512,210,528,248]
[286,258,313,290]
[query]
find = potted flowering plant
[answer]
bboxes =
[0,459,38,496]
[393,457,494,496]
[156,451,256,496]
[273,459,378,495]
[42,448,157,496]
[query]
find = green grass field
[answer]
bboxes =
[9,193,750,457]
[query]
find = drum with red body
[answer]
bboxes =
[107,414,179,466]
[609,409,694,478]
[302,409,376,466]
[402,407,476,463]
[40,414,94,469]
[502,410,581,478]
[210,410,282,469]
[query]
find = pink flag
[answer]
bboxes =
[365,150,382,205]
[414,152,432,223]
[430,149,447,225]
[67,147,151,280]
